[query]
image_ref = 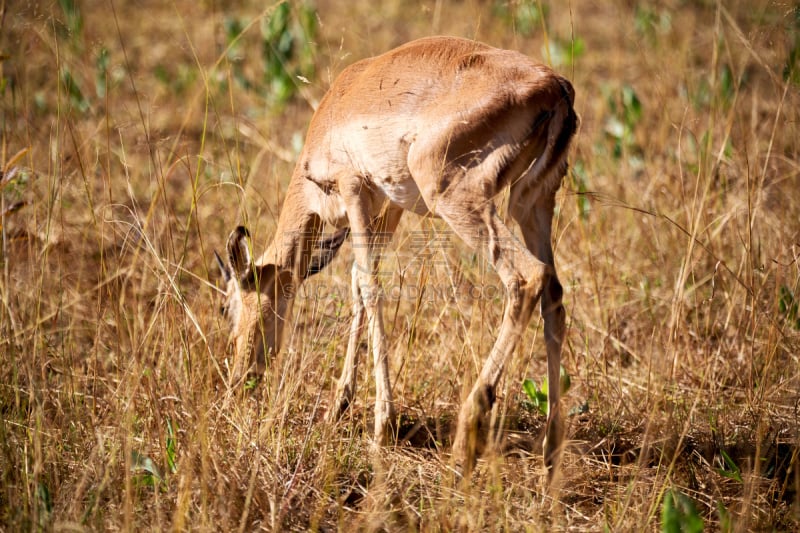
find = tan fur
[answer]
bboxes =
[219,36,578,476]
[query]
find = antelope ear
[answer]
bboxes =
[226,226,252,279]
[214,250,231,283]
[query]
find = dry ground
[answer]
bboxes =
[1,0,799,530]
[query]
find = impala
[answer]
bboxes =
[216,36,578,475]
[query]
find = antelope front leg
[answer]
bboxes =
[327,263,365,422]
[328,206,402,425]
[340,182,395,446]
[360,271,394,446]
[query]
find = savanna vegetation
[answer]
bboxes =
[1,0,799,530]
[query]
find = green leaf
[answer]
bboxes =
[36,481,53,527]
[263,2,291,42]
[298,2,318,41]
[719,64,734,106]
[95,46,109,98]
[717,449,743,483]
[37,482,53,514]
[256,1,318,107]
[571,160,591,220]
[522,378,547,415]
[523,365,571,416]
[522,378,540,403]
[717,500,732,533]
[661,489,704,533]
[571,37,586,60]
[784,38,800,85]
[131,450,163,484]
[224,16,246,46]
[166,418,178,474]
[58,0,83,38]
[515,3,546,36]
[61,68,90,113]
[622,85,642,126]
[560,365,572,393]
[778,285,800,330]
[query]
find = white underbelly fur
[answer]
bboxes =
[376,177,430,215]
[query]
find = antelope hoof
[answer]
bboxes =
[452,387,494,476]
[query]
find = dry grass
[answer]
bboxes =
[1,0,799,530]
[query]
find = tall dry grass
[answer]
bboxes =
[1,0,798,530]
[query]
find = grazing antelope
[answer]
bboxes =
[216,36,577,475]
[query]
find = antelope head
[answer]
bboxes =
[215,225,349,381]
[215,226,293,379]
